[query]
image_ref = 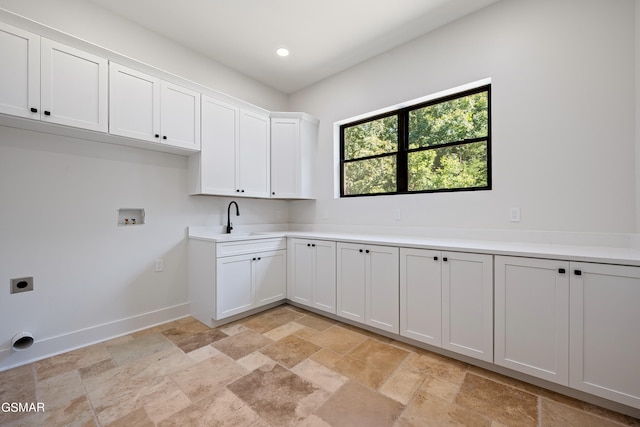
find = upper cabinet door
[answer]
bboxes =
[160,81,200,150]
[109,63,160,142]
[238,109,270,197]
[270,118,299,198]
[270,113,318,199]
[40,38,108,132]
[197,95,238,196]
[0,22,40,119]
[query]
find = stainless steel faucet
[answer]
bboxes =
[226,201,240,233]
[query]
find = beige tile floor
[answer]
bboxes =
[1,304,639,427]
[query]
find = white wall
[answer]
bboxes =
[288,0,637,236]
[0,1,289,369]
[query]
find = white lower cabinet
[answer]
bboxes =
[288,239,336,314]
[570,262,640,409]
[400,248,442,346]
[441,251,494,362]
[217,250,286,319]
[337,242,399,334]
[400,249,493,362]
[495,256,640,409]
[254,250,287,307]
[217,254,254,318]
[188,238,286,325]
[187,232,640,412]
[494,256,570,385]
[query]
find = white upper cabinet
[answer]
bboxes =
[109,63,160,142]
[0,22,107,132]
[41,39,108,132]
[189,95,238,196]
[0,22,40,119]
[190,97,270,197]
[238,109,270,197]
[159,81,200,150]
[270,113,318,199]
[110,63,200,150]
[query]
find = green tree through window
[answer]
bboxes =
[341,85,490,196]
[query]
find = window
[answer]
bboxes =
[340,85,491,197]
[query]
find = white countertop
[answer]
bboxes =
[188,227,640,266]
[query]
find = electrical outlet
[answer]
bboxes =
[10,277,33,294]
[393,209,401,220]
[155,258,164,272]
[510,208,521,222]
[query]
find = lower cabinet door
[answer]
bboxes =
[366,245,399,333]
[570,262,640,409]
[288,239,314,306]
[336,242,366,323]
[216,254,253,319]
[255,250,286,307]
[313,240,337,314]
[442,252,493,362]
[400,248,442,346]
[495,256,569,385]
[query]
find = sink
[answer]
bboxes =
[187,227,286,242]
[209,231,285,241]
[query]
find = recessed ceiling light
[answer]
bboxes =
[276,47,290,57]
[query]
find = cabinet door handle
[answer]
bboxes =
[359,249,363,253]
[252,257,256,261]
[433,256,439,261]
[272,192,275,195]
[574,269,582,276]
[365,249,370,254]
[558,268,566,274]
[236,189,240,192]
[312,244,316,247]
[257,257,261,261]
[307,243,311,247]
[155,134,160,138]
[241,190,245,193]
[30,107,38,113]
[44,111,51,116]
[443,257,448,262]
[162,135,167,140]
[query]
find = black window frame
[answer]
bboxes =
[340,84,491,197]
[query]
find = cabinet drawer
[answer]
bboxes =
[217,238,286,257]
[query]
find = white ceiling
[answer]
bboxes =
[87,0,499,94]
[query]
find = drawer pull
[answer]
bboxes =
[558,268,566,274]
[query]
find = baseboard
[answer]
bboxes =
[0,303,190,372]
